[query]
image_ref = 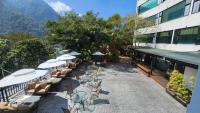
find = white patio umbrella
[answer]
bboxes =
[0,69,48,88]
[38,59,66,69]
[92,51,105,56]
[57,54,76,61]
[69,51,81,56]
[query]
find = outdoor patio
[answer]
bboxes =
[36,63,186,113]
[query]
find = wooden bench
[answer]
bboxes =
[137,64,151,77]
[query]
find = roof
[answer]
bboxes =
[135,48,200,65]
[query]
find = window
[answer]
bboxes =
[136,34,154,43]
[185,0,192,16]
[192,0,200,13]
[146,15,157,24]
[184,5,191,16]
[138,0,158,14]
[173,27,200,44]
[156,31,173,43]
[161,0,189,23]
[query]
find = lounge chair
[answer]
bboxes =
[51,69,72,78]
[0,102,36,113]
[25,82,38,94]
[34,82,51,95]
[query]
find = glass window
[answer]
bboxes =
[136,34,154,43]
[161,1,186,23]
[156,31,173,43]
[174,27,200,44]
[184,5,191,16]
[146,15,157,24]
[138,0,158,14]
[192,0,200,13]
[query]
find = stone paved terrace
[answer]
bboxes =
[36,63,186,113]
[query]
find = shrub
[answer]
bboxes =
[167,70,191,102]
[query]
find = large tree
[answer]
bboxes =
[45,11,110,58]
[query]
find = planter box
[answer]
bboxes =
[166,88,189,106]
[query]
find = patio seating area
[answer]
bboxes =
[0,51,84,113]
[34,62,186,113]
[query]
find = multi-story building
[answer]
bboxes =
[135,0,200,87]
[136,0,200,51]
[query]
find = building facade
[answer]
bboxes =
[136,0,200,52]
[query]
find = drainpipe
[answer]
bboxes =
[186,64,200,113]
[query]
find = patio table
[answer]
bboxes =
[46,77,62,84]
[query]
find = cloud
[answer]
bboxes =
[47,1,72,16]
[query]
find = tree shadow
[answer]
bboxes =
[94,99,110,105]
[36,94,69,113]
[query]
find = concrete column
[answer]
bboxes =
[187,65,200,113]
[171,30,175,44]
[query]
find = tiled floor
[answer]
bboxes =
[36,63,186,113]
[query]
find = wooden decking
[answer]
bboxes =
[136,63,169,88]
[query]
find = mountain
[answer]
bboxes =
[0,0,59,35]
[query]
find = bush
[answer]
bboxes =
[167,70,191,102]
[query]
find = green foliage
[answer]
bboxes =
[124,15,155,48]
[167,70,191,102]
[45,11,111,59]
[107,14,122,30]
[0,39,12,65]
[2,38,53,73]
[45,12,154,60]
[1,32,35,42]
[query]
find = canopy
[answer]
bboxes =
[57,54,76,61]
[69,51,81,56]
[0,69,48,88]
[136,48,200,65]
[92,51,105,56]
[38,59,66,69]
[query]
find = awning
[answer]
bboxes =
[135,48,200,65]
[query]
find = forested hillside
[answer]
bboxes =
[0,0,59,35]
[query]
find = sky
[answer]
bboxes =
[45,0,136,19]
